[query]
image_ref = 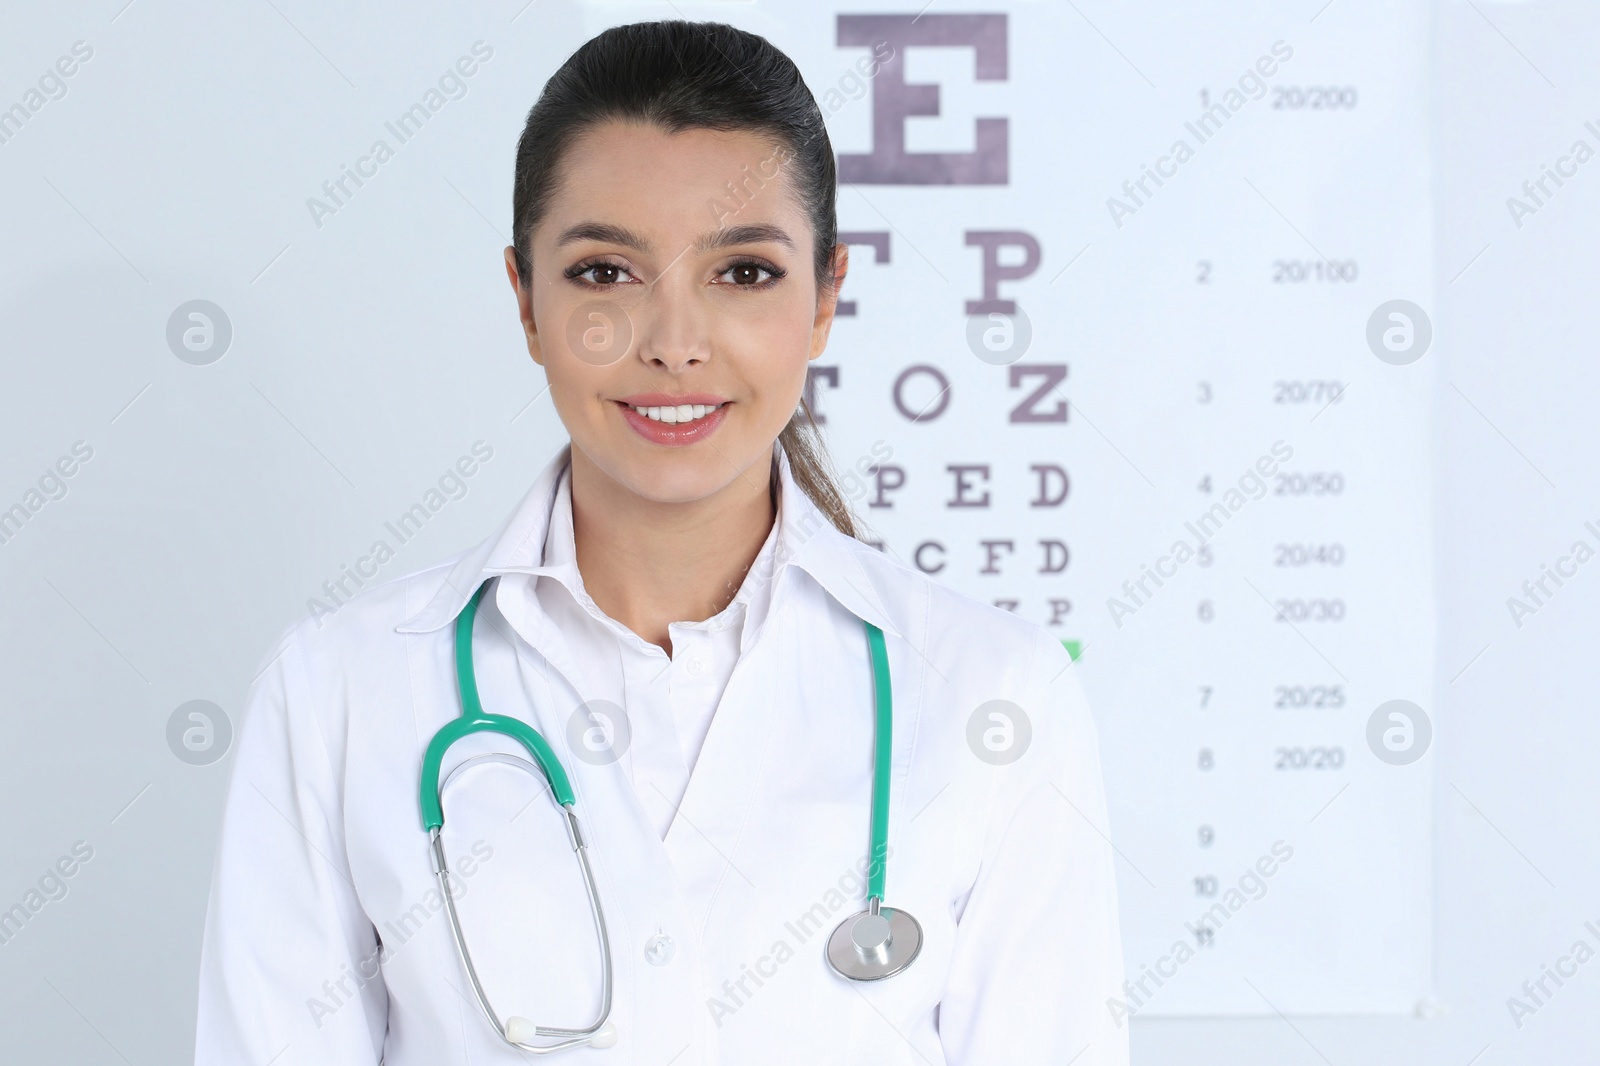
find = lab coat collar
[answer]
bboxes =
[394,438,895,637]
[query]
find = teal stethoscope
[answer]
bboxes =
[418,579,921,1055]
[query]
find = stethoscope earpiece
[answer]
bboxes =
[507,1016,617,1051]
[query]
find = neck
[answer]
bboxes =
[568,444,776,654]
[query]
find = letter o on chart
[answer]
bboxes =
[893,365,951,422]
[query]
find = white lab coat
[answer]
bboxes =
[195,442,1128,1065]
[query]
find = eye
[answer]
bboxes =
[565,259,639,287]
[715,258,785,288]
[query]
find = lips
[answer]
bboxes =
[614,397,730,447]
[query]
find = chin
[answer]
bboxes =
[602,446,753,505]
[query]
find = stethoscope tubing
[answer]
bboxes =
[416,576,913,1052]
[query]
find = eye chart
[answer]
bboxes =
[782,1,1434,1015]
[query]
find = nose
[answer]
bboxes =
[636,272,711,372]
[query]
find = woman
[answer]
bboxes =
[196,20,1125,1065]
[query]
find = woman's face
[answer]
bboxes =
[507,120,847,505]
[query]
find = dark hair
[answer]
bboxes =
[511,19,862,539]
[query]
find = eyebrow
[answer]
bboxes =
[555,221,650,251]
[554,221,795,254]
[699,224,795,253]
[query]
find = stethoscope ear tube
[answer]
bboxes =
[430,816,615,1053]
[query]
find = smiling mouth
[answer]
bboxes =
[622,401,728,424]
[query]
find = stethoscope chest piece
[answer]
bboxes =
[826,903,923,981]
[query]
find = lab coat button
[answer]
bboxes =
[686,657,707,677]
[644,933,676,966]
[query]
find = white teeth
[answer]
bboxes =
[631,402,721,424]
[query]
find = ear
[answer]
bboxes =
[504,245,544,367]
[808,242,850,361]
